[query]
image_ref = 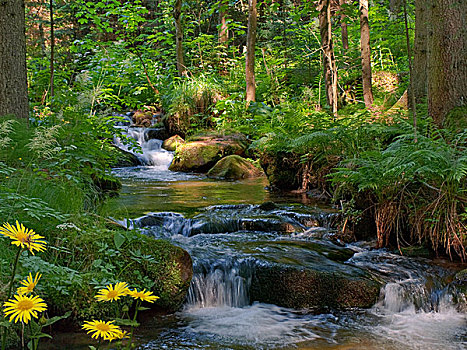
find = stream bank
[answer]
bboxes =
[65,121,466,350]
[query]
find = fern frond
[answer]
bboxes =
[27,125,62,159]
[0,119,17,149]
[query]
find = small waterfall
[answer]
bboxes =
[186,259,254,309]
[114,120,173,168]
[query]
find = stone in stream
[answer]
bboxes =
[162,134,185,151]
[169,135,248,173]
[207,155,264,180]
[145,127,169,141]
[247,240,381,310]
[111,146,142,167]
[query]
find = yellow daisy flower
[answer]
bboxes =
[0,221,47,254]
[17,272,42,295]
[82,320,121,341]
[95,282,129,302]
[3,294,47,324]
[108,329,130,341]
[127,288,160,303]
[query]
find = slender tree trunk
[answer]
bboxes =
[427,0,467,128]
[403,0,417,140]
[246,0,257,103]
[0,0,29,120]
[359,0,373,108]
[218,0,228,45]
[50,0,55,98]
[339,0,349,50]
[174,0,187,76]
[318,0,338,115]
[412,0,428,105]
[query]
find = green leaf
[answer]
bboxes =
[114,232,126,250]
[114,318,140,327]
[137,306,150,311]
[0,321,11,327]
[30,332,53,339]
[41,311,71,327]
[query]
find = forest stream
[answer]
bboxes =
[48,123,466,350]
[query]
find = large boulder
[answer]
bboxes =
[260,151,302,190]
[48,231,193,320]
[145,127,169,141]
[169,135,248,173]
[247,240,381,310]
[163,135,185,151]
[133,110,154,127]
[207,155,264,180]
[112,146,141,167]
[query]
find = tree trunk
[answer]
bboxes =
[412,0,428,105]
[218,0,228,45]
[50,0,55,98]
[246,0,257,103]
[0,0,29,120]
[427,0,467,128]
[174,0,187,76]
[339,0,349,50]
[359,0,373,108]
[318,0,338,115]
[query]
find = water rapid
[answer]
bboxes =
[110,124,466,350]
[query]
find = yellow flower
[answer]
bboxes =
[0,221,47,254]
[82,320,121,341]
[17,272,42,295]
[95,282,129,302]
[108,329,130,341]
[3,294,47,324]
[127,288,159,303]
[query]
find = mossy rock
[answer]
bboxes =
[49,229,193,320]
[111,146,141,167]
[247,240,380,310]
[259,151,301,190]
[162,135,185,151]
[207,155,264,180]
[454,269,467,292]
[169,138,246,173]
[250,264,380,310]
[133,110,153,127]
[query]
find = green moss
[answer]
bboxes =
[207,155,264,180]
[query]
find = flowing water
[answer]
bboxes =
[79,123,467,349]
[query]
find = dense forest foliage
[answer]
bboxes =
[0,0,466,347]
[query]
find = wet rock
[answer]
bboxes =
[133,110,154,127]
[169,136,247,173]
[260,151,301,190]
[163,135,185,151]
[112,146,142,167]
[248,240,380,310]
[258,201,278,211]
[207,155,264,180]
[145,127,169,141]
[250,264,380,310]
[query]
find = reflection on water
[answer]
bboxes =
[106,167,324,219]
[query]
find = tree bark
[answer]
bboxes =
[427,0,467,128]
[218,0,228,45]
[174,0,187,76]
[339,0,349,50]
[359,0,373,108]
[50,0,55,98]
[246,0,257,103]
[412,0,428,105]
[0,0,29,120]
[318,0,338,115]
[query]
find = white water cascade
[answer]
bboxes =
[114,120,173,169]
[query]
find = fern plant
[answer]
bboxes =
[331,129,467,260]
